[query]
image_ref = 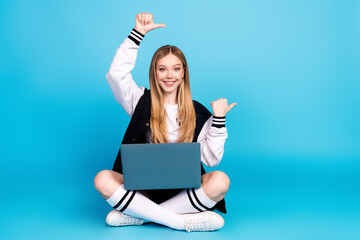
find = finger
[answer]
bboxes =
[227,103,237,113]
[143,13,147,25]
[149,14,154,24]
[145,14,149,25]
[136,14,141,23]
[138,13,142,25]
[141,13,145,25]
[145,12,150,25]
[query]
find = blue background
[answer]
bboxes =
[1,0,359,239]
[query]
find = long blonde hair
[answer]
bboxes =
[149,45,196,143]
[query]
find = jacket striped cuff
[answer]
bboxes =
[128,28,145,45]
[212,116,226,128]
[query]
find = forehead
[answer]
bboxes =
[157,53,182,66]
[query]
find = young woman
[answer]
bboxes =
[94,12,236,232]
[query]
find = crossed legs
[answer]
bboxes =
[94,170,230,230]
[94,170,230,202]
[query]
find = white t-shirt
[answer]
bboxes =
[146,103,180,143]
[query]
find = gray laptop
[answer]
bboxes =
[120,143,201,190]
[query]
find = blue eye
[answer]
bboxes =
[159,68,165,71]
[175,68,180,71]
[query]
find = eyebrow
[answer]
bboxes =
[158,64,182,67]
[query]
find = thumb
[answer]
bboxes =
[153,23,166,29]
[227,103,237,113]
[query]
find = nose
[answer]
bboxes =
[167,70,173,79]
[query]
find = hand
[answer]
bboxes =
[211,98,237,117]
[134,12,166,35]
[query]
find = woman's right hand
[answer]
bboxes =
[134,12,166,35]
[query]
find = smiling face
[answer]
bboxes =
[155,53,184,98]
[149,45,196,143]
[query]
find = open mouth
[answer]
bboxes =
[163,81,176,87]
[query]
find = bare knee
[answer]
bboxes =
[202,171,230,201]
[94,170,123,199]
[211,171,230,192]
[94,170,111,191]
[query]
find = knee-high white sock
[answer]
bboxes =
[106,185,185,230]
[159,187,217,214]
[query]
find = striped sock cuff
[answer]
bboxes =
[128,28,145,45]
[212,116,226,128]
[186,188,217,212]
[106,185,137,212]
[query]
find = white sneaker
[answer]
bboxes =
[105,209,144,227]
[183,211,225,232]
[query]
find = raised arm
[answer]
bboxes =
[198,99,237,167]
[106,13,166,117]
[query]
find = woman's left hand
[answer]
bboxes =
[211,98,237,117]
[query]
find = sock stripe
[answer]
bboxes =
[113,190,130,209]
[119,190,137,212]
[187,189,203,212]
[191,188,213,211]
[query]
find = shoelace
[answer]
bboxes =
[184,217,213,232]
[121,215,144,225]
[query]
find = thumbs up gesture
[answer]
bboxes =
[134,12,166,35]
[211,98,237,117]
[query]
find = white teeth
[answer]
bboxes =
[163,81,176,86]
